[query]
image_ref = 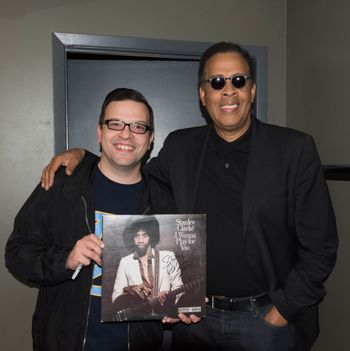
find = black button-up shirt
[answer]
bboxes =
[195,127,265,297]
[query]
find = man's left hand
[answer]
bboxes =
[162,313,201,325]
[162,296,206,324]
[264,305,288,327]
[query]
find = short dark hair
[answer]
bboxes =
[98,88,154,131]
[198,42,255,88]
[123,216,160,249]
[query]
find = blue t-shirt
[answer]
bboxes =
[84,168,144,351]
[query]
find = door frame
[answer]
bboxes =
[52,32,267,153]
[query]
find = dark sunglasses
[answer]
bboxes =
[203,74,251,90]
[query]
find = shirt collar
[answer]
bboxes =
[209,123,252,152]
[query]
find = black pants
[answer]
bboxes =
[172,304,289,351]
[129,321,165,351]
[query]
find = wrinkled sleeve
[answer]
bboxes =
[5,176,73,286]
[112,257,128,302]
[271,136,338,322]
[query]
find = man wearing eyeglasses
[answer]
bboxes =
[5,88,175,351]
[39,42,338,351]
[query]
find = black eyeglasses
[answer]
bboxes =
[203,74,251,90]
[102,120,152,134]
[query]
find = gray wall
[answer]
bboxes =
[3,1,349,350]
[1,0,286,349]
[287,1,350,350]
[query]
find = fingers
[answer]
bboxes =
[178,313,201,324]
[157,291,169,305]
[41,149,86,190]
[124,284,152,299]
[162,313,201,325]
[41,164,51,191]
[189,314,201,323]
[263,305,288,327]
[41,156,66,190]
[66,234,104,270]
[64,159,78,176]
[63,148,85,175]
[134,284,152,299]
[162,316,179,324]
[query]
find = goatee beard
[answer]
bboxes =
[136,246,147,257]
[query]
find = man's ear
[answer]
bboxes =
[251,83,257,104]
[148,132,154,150]
[97,124,102,144]
[199,86,207,107]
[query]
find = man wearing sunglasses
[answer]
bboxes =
[5,88,175,351]
[39,42,337,351]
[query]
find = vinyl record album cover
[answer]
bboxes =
[101,214,206,322]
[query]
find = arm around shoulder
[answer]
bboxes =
[41,148,98,190]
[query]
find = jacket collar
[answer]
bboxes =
[185,125,212,211]
[242,117,270,237]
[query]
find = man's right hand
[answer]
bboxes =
[41,148,86,190]
[66,234,104,270]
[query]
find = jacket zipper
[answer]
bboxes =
[142,206,150,215]
[81,195,93,350]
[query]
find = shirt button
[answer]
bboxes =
[225,163,230,168]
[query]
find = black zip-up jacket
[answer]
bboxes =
[5,154,175,351]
